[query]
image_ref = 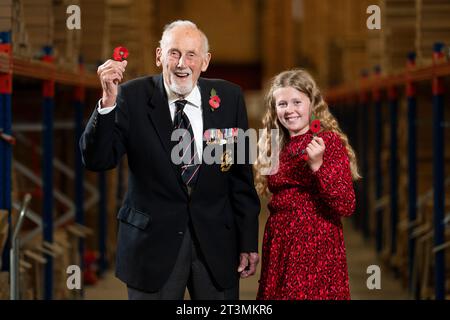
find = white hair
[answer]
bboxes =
[159,20,210,54]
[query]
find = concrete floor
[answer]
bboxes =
[84,213,410,300]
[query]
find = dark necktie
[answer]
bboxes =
[173,100,200,187]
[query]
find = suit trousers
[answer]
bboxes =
[127,222,239,300]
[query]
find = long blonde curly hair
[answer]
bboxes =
[254,69,361,196]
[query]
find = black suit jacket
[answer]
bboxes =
[80,74,260,292]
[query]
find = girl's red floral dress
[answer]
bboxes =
[257,130,356,300]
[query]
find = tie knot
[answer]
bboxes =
[175,99,188,112]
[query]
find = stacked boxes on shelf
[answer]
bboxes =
[53,0,81,71]
[79,0,109,71]
[0,0,12,34]
[415,0,450,65]
[14,0,54,59]
[106,0,156,78]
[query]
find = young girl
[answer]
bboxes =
[255,69,360,300]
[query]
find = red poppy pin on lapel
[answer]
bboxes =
[209,88,221,111]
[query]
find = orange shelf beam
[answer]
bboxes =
[326,61,450,102]
[0,53,100,88]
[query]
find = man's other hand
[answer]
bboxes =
[238,252,259,278]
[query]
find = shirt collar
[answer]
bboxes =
[164,79,201,108]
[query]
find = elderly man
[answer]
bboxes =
[80,20,260,300]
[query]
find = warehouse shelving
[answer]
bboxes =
[0,30,112,299]
[326,49,450,299]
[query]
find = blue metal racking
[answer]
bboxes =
[327,47,449,299]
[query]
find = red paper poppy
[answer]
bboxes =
[302,153,309,161]
[209,95,221,109]
[113,46,129,61]
[311,119,321,134]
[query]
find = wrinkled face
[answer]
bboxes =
[274,86,312,137]
[156,26,211,97]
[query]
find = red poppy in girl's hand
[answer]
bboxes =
[113,46,129,61]
[311,119,321,134]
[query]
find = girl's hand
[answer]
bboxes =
[306,136,325,172]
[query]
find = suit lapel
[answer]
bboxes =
[147,74,175,155]
[146,76,217,196]
[192,78,217,196]
[146,75,186,191]
[199,78,214,150]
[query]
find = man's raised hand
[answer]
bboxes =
[97,59,128,108]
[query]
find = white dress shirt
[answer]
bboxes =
[97,82,204,160]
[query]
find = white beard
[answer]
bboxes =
[169,74,194,96]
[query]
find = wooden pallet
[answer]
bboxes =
[0,271,8,300]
